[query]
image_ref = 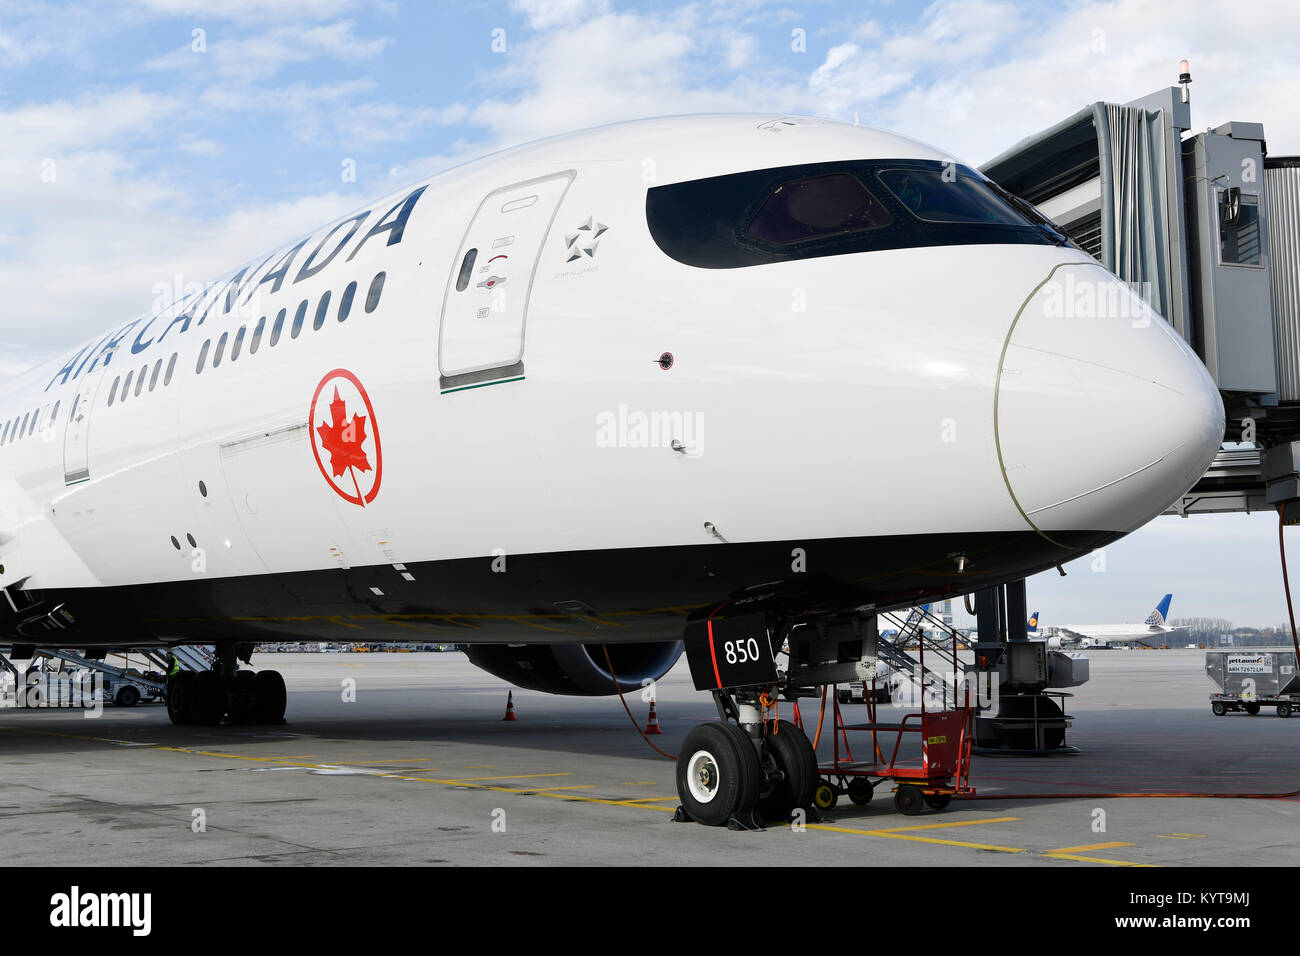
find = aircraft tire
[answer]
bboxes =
[193,671,226,725]
[253,670,287,724]
[676,721,760,826]
[167,672,195,725]
[230,670,257,723]
[757,719,818,820]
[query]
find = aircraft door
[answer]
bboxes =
[438,170,575,392]
[62,348,115,485]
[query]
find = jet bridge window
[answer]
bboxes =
[1220,193,1261,266]
[647,158,1055,269]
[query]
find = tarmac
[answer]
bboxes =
[1,648,1296,866]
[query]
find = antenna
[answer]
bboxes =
[1178,58,1192,103]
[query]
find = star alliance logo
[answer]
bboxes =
[564,216,608,263]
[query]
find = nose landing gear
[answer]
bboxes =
[673,688,821,828]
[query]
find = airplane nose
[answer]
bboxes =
[995,262,1224,533]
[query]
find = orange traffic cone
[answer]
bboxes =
[502,690,518,721]
[645,698,663,735]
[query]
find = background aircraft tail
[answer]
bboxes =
[1146,593,1173,627]
[1028,610,1040,634]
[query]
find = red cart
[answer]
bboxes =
[810,679,976,815]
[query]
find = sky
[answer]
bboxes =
[1,0,1298,625]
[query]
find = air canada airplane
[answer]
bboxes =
[1033,594,1180,648]
[0,114,1223,823]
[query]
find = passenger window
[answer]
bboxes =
[121,370,134,402]
[291,300,308,338]
[149,359,162,391]
[747,173,894,245]
[876,167,1024,225]
[339,281,357,322]
[251,316,265,354]
[271,308,286,346]
[51,400,60,423]
[135,365,147,397]
[232,326,246,361]
[366,272,385,312]
[196,340,211,374]
[455,249,478,292]
[314,290,332,331]
[213,332,228,368]
[108,377,120,407]
[165,353,177,386]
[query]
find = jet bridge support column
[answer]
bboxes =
[973,579,1079,754]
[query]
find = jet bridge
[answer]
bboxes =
[981,66,1300,516]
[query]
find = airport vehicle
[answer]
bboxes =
[1206,648,1300,717]
[0,115,1224,822]
[1034,594,1180,648]
[9,651,160,708]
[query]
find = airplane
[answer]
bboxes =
[0,114,1224,824]
[1034,594,1180,648]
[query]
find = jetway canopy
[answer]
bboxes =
[981,83,1300,515]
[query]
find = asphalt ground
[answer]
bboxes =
[1,649,1296,866]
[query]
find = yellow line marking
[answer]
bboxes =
[445,772,572,782]
[1157,833,1206,839]
[809,824,1024,853]
[335,758,437,765]
[621,796,681,803]
[1049,842,1135,853]
[874,816,1020,833]
[500,785,597,793]
[1045,852,1154,867]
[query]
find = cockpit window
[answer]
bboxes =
[746,174,893,245]
[646,159,1059,269]
[875,167,1025,225]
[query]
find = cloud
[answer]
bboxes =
[0,86,360,380]
[145,19,390,83]
[0,26,53,68]
[464,8,776,147]
[804,0,1300,162]
[725,32,758,69]
[510,0,612,31]
[128,0,370,22]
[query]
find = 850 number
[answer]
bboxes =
[724,638,762,665]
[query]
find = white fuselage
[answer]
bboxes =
[0,115,1225,649]
[1047,623,1177,647]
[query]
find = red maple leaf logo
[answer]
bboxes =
[316,387,371,482]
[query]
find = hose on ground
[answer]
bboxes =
[601,644,676,761]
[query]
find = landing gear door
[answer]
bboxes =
[62,349,114,486]
[438,170,575,393]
